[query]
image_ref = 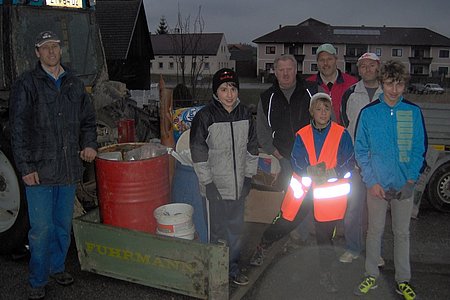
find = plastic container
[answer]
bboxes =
[154,203,195,240]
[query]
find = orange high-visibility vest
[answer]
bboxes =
[280,122,350,222]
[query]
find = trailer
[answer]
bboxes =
[413,102,450,214]
[73,209,229,299]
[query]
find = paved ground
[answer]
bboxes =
[0,202,449,299]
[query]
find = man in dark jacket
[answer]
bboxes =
[256,54,316,244]
[9,31,97,300]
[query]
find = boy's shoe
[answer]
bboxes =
[50,271,74,286]
[396,282,416,300]
[354,276,377,296]
[230,273,249,286]
[249,245,267,266]
[319,271,338,293]
[339,251,359,263]
[378,257,385,267]
[28,286,45,300]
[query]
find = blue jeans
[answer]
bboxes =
[26,185,76,288]
[344,169,365,255]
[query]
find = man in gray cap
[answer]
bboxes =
[307,43,358,124]
[9,30,97,299]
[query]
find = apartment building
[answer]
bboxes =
[253,18,450,79]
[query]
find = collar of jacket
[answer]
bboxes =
[311,119,331,132]
[315,69,345,85]
[379,93,404,108]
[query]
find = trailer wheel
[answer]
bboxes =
[427,162,450,212]
[0,149,29,254]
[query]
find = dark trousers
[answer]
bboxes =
[262,191,337,270]
[207,197,245,277]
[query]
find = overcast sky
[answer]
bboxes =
[143,0,450,45]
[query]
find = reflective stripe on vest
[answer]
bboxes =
[280,173,312,221]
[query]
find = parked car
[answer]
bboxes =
[424,83,445,94]
[407,83,426,94]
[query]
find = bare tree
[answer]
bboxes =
[170,5,207,102]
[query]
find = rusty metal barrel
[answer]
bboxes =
[95,143,169,233]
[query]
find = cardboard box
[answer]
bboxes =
[244,189,284,224]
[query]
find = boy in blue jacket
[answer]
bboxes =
[353,60,426,300]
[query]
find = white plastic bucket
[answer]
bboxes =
[153,203,195,240]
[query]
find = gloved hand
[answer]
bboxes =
[241,177,252,199]
[307,162,326,178]
[206,182,222,202]
[399,181,415,200]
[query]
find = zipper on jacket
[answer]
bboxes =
[230,120,239,200]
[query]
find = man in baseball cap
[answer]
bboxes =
[339,52,383,266]
[35,31,61,48]
[307,43,358,123]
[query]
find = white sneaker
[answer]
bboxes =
[339,251,359,263]
[378,257,385,267]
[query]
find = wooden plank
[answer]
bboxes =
[73,209,228,299]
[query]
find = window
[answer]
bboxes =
[158,62,163,69]
[392,49,403,57]
[265,63,274,72]
[375,48,382,57]
[169,62,174,69]
[312,47,318,55]
[412,65,424,74]
[311,63,318,72]
[266,46,276,54]
[204,62,210,70]
[438,67,448,75]
[439,50,450,58]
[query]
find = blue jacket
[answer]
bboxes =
[354,94,426,190]
[291,121,355,178]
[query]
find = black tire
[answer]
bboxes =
[427,162,450,213]
[0,146,29,254]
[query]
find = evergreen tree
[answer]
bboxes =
[156,16,168,34]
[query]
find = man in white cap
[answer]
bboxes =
[339,52,384,265]
[307,43,358,124]
[9,30,97,299]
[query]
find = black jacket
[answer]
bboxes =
[258,77,316,158]
[9,62,97,184]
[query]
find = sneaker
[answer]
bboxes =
[339,251,359,263]
[50,271,74,286]
[378,257,385,267]
[354,276,377,296]
[231,273,249,286]
[396,282,416,300]
[319,272,338,293]
[28,286,45,300]
[249,245,267,266]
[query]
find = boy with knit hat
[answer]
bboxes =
[190,68,258,285]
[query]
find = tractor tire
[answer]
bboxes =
[0,147,29,254]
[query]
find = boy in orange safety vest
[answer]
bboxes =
[249,92,355,293]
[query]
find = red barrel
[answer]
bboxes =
[95,143,169,233]
[118,119,136,143]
